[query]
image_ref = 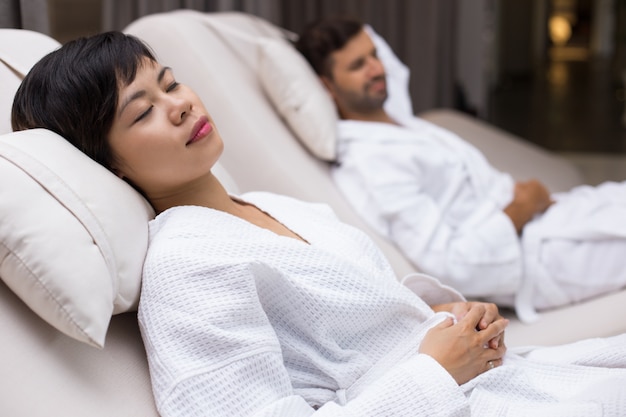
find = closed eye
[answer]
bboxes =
[349,58,365,71]
[134,106,153,124]
[166,81,180,92]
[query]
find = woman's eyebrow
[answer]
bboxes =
[157,66,171,82]
[118,66,172,117]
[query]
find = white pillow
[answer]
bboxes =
[257,37,339,161]
[0,129,155,348]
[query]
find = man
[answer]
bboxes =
[296,16,626,321]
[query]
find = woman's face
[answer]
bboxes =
[108,58,224,201]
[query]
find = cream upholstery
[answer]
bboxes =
[0,10,625,416]
[0,29,61,134]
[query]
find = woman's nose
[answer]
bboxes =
[169,96,191,124]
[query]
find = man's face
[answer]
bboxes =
[323,29,388,118]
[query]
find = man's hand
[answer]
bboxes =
[420,304,508,385]
[503,179,553,234]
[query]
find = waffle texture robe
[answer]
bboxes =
[138,192,626,417]
[333,116,626,321]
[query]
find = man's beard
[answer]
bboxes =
[357,77,388,112]
[334,75,389,115]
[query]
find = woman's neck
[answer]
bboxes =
[148,173,237,215]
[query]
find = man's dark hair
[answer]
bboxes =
[296,16,364,79]
[11,31,156,171]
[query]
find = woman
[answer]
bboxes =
[12,32,626,417]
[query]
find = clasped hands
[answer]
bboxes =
[419,302,508,385]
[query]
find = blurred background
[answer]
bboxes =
[3,0,626,183]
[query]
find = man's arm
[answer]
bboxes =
[503,179,553,234]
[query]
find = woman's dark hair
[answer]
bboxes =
[11,31,156,171]
[295,16,363,79]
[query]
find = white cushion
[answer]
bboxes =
[0,129,154,347]
[258,37,339,161]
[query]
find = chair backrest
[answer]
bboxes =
[0,29,60,134]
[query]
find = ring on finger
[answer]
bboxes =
[488,360,495,370]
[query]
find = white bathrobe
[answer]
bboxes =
[138,192,626,417]
[333,116,626,321]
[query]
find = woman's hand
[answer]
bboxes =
[431,301,505,349]
[419,304,508,385]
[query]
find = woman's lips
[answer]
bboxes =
[187,116,213,145]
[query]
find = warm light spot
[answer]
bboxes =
[549,15,572,46]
